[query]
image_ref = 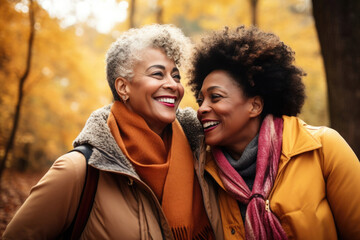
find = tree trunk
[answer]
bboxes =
[156,0,164,24]
[129,0,136,28]
[250,0,259,26]
[312,0,360,157]
[0,0,35,179]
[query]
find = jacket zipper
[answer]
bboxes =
[268,156,292,201]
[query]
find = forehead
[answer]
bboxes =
[201,70,241,90]
[135,48,175,66]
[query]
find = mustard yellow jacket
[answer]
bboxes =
[195,116,360,240]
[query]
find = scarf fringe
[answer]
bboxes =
[193,225,214,240]
[172,226,188,240]
[171,225,213,240]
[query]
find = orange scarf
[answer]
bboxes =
[108,101,213,240]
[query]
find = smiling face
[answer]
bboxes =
[120,48,184,135]
[197,70,262,154]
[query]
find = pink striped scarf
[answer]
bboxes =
[213,115,287,240]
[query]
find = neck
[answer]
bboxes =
[223,117,261,159]
[150,124,166,137]
[124,102,167,137]
[158,124,171,140]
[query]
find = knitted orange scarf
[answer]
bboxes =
[108,101,213,240]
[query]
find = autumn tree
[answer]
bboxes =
[312,0,360,156]
[156,0,164,24]
[0,0,111,175]
[0,0,332,174]
[0,0,35,180]
[129,0,136,28]
[249,0,259,26]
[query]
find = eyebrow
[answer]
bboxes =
[207,86,221,92]
[198,86,222,98]
[146,65,179,73]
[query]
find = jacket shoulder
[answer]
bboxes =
[282,115,357,162]
[297,118,345,145]
[2,151,87,239]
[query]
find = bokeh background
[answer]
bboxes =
[0,0,359,234]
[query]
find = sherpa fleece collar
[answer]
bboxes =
[72,104,203,178]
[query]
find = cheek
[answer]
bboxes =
[215,104,235,117]
[217,103,250,123]
[178,85,185,100]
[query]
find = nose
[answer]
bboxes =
[163,75,179,91]
[197,100,211,116]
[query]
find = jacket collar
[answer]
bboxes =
[203,151,226,190]
[281,116,322,160]
[73,104,138,176]
[73,104,202,176]
[200,116,323,185]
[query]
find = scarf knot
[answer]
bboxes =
[249,193,265,201]
[213,115,288,240]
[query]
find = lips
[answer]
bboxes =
[201,120,220,132]
[155,96,177,107]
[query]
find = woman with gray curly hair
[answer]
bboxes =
[3,24,215,240]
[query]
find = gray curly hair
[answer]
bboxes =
[106,24,192,101]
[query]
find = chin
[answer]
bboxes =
[205,137,221,147]
[159,115,176,125]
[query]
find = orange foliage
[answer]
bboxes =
[0,0,327,170]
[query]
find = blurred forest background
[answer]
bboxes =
[0,0,359,234]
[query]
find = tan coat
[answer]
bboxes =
[3,105,206,240]
[196,116,360,240]
[4,151,171,240]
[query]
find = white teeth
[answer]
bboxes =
[157,98,175,104]
[203,121,219,129]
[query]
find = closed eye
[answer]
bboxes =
[172,74,181,82]
[196,98,203,106]
[152,72,164,78]
[211,94,222,101]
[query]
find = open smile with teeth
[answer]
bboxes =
[203,121,220,130]
[156,97,176,104]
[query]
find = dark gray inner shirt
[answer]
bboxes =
[223,134,258,222]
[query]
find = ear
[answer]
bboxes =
[249,96,263,117]
[115,77,130,100]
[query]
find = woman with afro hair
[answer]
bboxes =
[189,26,360,240]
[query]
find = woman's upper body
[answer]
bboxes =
[3,24,216,240]
[3,105,206,240]
[195,115,360,240]
[188,26,360,239]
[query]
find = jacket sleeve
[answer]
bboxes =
[321,128,360,239]
[2,151,87,240]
